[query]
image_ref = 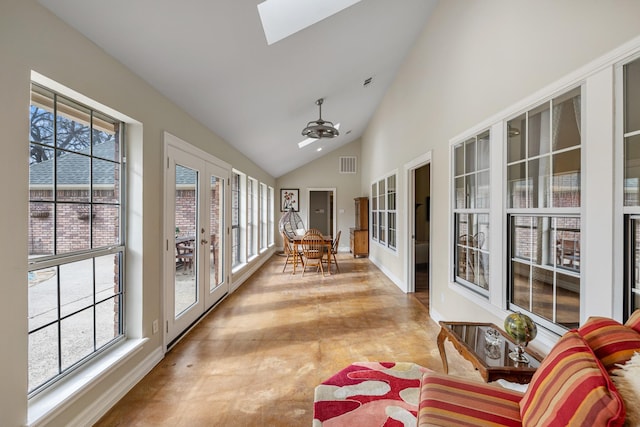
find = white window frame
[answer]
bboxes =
[371,171,397,251]
[259,182,268,252]
[231,170,247,269]
[28,83,127,397]
[247,177,258,259]
[451,129,491,296]
[268,186,275,246]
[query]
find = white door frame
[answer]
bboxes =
[163,132,231,349]
[404,151,432,294]
[306,187,337,237]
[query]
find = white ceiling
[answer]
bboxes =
[38,0,437,177]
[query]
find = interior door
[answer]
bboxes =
[165,143,229,345]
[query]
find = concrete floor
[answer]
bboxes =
[95,253,481,426]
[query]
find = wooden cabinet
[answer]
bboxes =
[350,197,369,257]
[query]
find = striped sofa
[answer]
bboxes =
[417,311,640,427]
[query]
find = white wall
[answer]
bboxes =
[0,1,275,425]
[361,0,640,332]
[277,139,362,252]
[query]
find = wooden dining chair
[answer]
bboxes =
[282,232,303,272]
[301,232,325,276]
[326,230,341,273]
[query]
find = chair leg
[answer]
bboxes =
[282,254,291,272]
[332,253,340,273]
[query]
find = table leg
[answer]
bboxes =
[437,328,449,374]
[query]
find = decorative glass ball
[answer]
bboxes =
[504,312,537,346]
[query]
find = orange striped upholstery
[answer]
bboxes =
[418,372,523,427]
[624,309,640,334]
[520,330,625,427]
[578,316,640,372]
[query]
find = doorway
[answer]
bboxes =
[307,188,336,236]
[164,133,230,348]
[414,164,431,294]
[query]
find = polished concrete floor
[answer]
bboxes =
[95,253,480,426]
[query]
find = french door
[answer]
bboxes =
[165,135,229,345]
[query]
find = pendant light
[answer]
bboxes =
[301,98,339,139]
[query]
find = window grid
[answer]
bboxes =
[370,174,396,250]
[506,87,582,333]
[28,83,125,395]
[260,183,268,251]
[453,130,490,294]
[247,177,257,257]
[268,186,274,246]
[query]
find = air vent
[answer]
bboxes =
[339,156,357,174]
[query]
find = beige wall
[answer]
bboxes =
[1,1,275,425]
[277,139,363,252]
[361,0,640,324]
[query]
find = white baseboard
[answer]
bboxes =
[71,346,164,426]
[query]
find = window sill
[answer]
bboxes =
[28,338,147,427]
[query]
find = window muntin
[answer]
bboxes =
[453,130,490,293]
[624,57,640,317]
[506,87,581,332]
[28,84,124,395]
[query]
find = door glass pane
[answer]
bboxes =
[210,175,224,290]
[175,164,198,316]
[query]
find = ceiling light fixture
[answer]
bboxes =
[302,98,339,139]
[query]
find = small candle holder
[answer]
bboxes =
[484,328,502,359]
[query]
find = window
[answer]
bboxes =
[453,130,490,293]
[371,173,397,250]
[506,87,582,333]
[371,182,378,241]
[231,172,242,267]
[28,83,125,395]
[260,183,268,251]
[624,57,640,318]
[247,177,258,258]
[268,186,274,246]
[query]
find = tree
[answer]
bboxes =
[29,105,115,165]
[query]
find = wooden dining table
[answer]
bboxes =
[291,234,333,275]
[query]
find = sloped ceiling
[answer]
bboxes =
[38,0,437,177]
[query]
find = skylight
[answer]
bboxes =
[257,0,361,45]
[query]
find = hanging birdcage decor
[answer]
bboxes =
[279,208,306,240]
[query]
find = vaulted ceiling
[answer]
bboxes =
[38,0,438,177]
